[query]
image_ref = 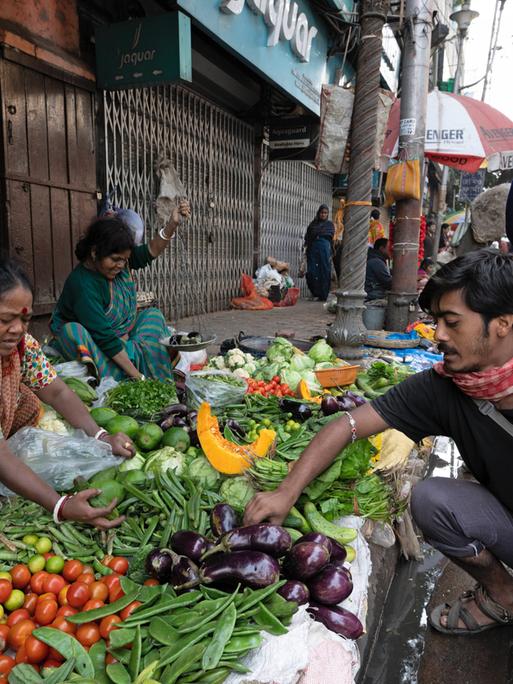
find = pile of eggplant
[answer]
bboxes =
[320,392,366,416]
[145,503,363,640]
[158,403,199,445]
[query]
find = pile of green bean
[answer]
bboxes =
[9,576,297,684]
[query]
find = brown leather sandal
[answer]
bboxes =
[429,584,513,636]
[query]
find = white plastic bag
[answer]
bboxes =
[186,370,247,408]
[175,349,208,374]
[53,361,95,384]
[3,428,121,494]
[91,377,119,408]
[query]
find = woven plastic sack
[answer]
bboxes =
[231,274,273,310]
[186,370,247,409]
[384,159,421,206]
[273,287,300,308]
[3,428,120,495]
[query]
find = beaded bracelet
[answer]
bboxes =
[344,411,357,443]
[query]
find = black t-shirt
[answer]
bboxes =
[372,369,513,512]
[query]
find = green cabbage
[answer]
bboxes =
[143,447,186,476]
[118,452,146,472]
[290,355,315,372]
[308,339,335,363]
[266,337,295,363]
[280,369,302,391]
[188,457,220,489]
[219,476,256,512]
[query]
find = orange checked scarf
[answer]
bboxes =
[434,357,513,402]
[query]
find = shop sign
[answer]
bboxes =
[268,117,319,160]
[176,0,330,115]
[95,12,192,90]
[459,169,485,203]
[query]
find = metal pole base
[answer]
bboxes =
[327,289,367,360]
[386,290,419,330]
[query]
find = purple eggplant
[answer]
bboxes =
[161,403,188,418]
[321,396,341,417]
[296,533,332,555]
[203,524,292,560]
[282,541,330,580]
[225,419,246,439]
[328,538,347,563]
[278,580,310,605]
[307,564,353,605]
[171,531,214,562]
[168,552,200,589]
[200,551,280,589]
[210,503,239,538]
[187,410,198,425]
[307,603,363,639]
[345,391,366,407]
[336,396,356,412]
[279,399,313,422]
[145,548,174,582]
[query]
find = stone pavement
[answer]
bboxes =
[178,300,334,353]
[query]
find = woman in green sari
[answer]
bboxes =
[51,202,190,381]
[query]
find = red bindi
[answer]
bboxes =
[21,307,28,315]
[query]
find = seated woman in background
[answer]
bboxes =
[417,257,435,291]
[51,202,190,381]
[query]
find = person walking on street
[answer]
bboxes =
[245,249,513,636]
[304,204,334,302]
[365,238,392,301]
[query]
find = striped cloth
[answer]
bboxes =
[434,357,513,402]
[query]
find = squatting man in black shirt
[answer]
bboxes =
[245,249,513,635]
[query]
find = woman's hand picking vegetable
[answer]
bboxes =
[62,489,125,530]
[99,432,135,458]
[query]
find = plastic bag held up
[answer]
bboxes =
[186,370,247,409]
[155,158,188,223]
[3,428,121,495]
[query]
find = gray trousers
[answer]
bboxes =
[410,477,513,568]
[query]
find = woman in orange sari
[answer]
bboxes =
[0,258,134,529]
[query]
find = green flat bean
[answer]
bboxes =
[8,663,46,683]
[217,660,250,673]
[158,624,216,668]
[224,633,263,654]
[68,589,141,624]
[43,658,78,684]
[162,640,207,684]
[88,639,110,684]
[128,624,142,679]
[255,602,288,635]
[202,602,237,671]
[109,628,136,649]
[180,591,237,634]
[122,591,202,626]
[33,627,95,678]
[106,662,131,684]
[237,580,285,614]
[149,616,179,645]
[107,648,131,665]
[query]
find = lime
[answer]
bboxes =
[89,466,120,488]
[161,427,191,452]
[28,554,46,573]
[135,423,164,452]
[105,415,139,439]
[90,407,118,428]
[4,589,25,611]
[34,537,52,554]
[22,534,39,546]
[0,573,11,582]
[46,556,65,574]
[90,480,125,508]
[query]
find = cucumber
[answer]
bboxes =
[303,502,357,545]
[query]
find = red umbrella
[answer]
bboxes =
[383,90,513,173]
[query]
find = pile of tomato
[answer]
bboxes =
[0,553,139,682]
[246,376,295,398]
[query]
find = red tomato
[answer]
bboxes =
[9,565,31,590]
[38,593,57,603]
[8,619,36,650]
[42,553,54,561]
[89,581,109,602]
[23,593,38,616]
[43,574,66,596]
[101,574,120,592]
[41,658,62,670]
[76,573,95,586]
[62,560,84,583]
[101,555,114,567]
[99,615,121,640]
[7,609,30,627]
[76,622,100,648]
[47,647,64,663]
[15,645,28,663]
[0,677,7,684]
[81,565,94,575]
[0,626,9,652]
[0,654,14,675]
[83,599,104,612]
[35,599,58,626]
[105,653,118,665]
[119,601,142,621]
[25,635,49,664]
[50,615,76,636]
[67,582,91,609]
[0,581,11,604]
[57,585,69,606]
[143,579,159,587]
[56,605,77,619]
[107,557,129,575]
[109,584,124,603]
[30,571,48,595]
